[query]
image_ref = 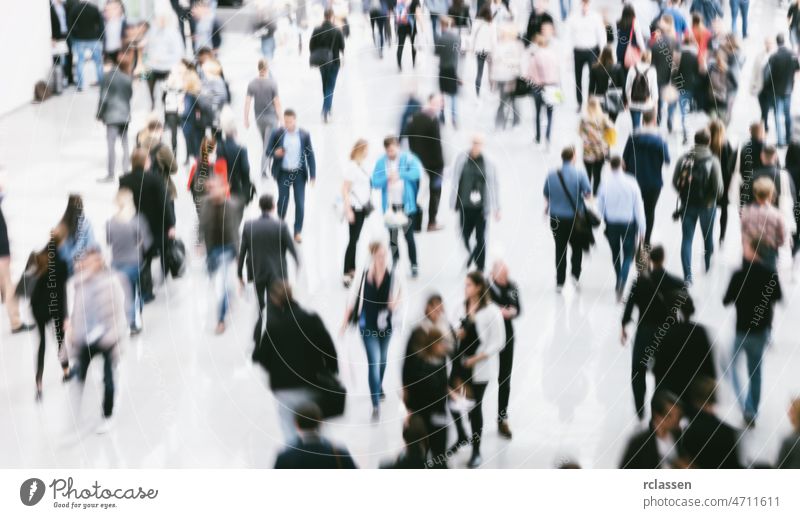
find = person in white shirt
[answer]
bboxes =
[625,50,659,129]
[569,0,607,110]
[454,270,505,468]
[341,139,373,286]
[472,5,496,96]
[597,155,645,299]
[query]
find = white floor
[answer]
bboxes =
[1,1,799,468]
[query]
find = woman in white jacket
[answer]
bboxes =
[472,5,495,96]
[491,22,525,129]
[456,270,505,468]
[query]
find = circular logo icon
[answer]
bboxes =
[20,478,45,506]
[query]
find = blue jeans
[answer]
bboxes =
[730,330,769,419]
[604,222,637,292]
[730,0,749,38]
[206,244,235,324]
[277,169,307,235]
[361,328,391,408]
[680,205,716,282]
[630,109,643,130]
[559,0,572,20]
[114,263,141,328]
[320,62,340,116]
[774,95,792,146]
[71,39,103,90]
[260,36,276,60]
[667,91,692,140]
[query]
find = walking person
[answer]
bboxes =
[527,34,560,147]
[568,0,606,110]
[724,242,783,427]
[708,119,737,245]
[543,146,592,291]
[489,260,519,439]
[274,403,356,468]
[491,23,525,129]
[343,241,400,419]
[435,17,460,127]
[729,0,750,38]
[68,249,128,434]
[145,8,183,108]
[404,94,445,231]
[238,194,298,344]
[367,0,389,58]
[622,110,670,245]
[67,0,105,91]
[449,134,500,272]
[689,0,723,29]
[97,59,132,183]
[765,34,799,147]
[310,9,345,123]
[342,139,372,287]
[579,98,613,194]
[625,51,658,129]
[752,37,774,133]
[621,245,685,419]
[667,34,699,144]
[455,271,505,468]
[596,156,646,299]
[672,129,723,283]
[620,391,687,468]
[106,188,152,335]
[266,110,317,243]
[395,0,420,70]
[614,3,646,73]
[472,5,494,96]
[373,136,422,277]
[0,186,34,334]
[55,194,98,276]
[198,176,241,334]
[740,178,786,272]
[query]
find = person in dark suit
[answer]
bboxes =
[309,9,345,123]
[274,402,356,469]
[681,376,743,468]
[119,149,175,302]
[218,125,254,208]
[238,194,298,343]
[50,0,74,86]
[403,95,445,231]
[766,34,800,146]
[266,109,316,243]
[67,0,105,91]
[620,391,687,469]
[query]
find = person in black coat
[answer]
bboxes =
[50,0,74,85]
[489,260,520,438]
[30,238,70,401]
[766,34,800,146]
[709,120,737,243]
[403,95,445,231]
[254,282,338,443]
[274,402,356,469]
[620,391,687,468]
[119,149,175,301]
[309,9,345,123]
[681,376,742,468]
[218,129,253,206]
[67,0,105,91]
[381,415,431,468]
[783,138,800,256]
[652,298,715,403]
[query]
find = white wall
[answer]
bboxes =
[0,1,52,117]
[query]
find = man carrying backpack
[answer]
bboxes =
[625,51,659,130]
[449,134,500,272]
[672,129,723,283]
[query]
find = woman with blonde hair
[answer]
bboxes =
[107,188,153,334]
[579,97,613,194]
[342,139,372,287]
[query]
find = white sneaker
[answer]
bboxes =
[96,417,113,435]
[571,276,581,292]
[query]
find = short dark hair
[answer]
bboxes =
[294,402,322,431]
[324,8,334,20]
[694,129,711,146]
[259,194,274,212]
[609,155,623,169]
[651,391,680,418]
[777,33,786,46]
[649,245,665,264]
[643,110,657,125]
[561,146,576,162]
[383,135,399,148]
[688,376,717,407]
[257,58,268,72]
[761,145,778,163]
[283,108,296,119]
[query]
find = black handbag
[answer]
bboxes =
[556,169,598,249]
[313,369,347,418]
[514,77,532,97]
[347,270,367,328]
[165,239,186,278]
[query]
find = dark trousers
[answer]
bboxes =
[584,159,604,195]
[604,221,637,292]
[146,70,170,108]
[141,245,166,299]
[396,24,416,68]
[427,169,443,227]
[35,315,66,385]
[370,12,387,51]
[550,216,583,286]
[344,209,367,274]
[631,324,655,419]
[533,88,553,142]
[76,344,115,418]
[641,188,660,245]
[277,169,307,235]
[468,382,488,453]
[573,47,598,108]
[475,52,488,95]
[253,278,278,345]
[498,338,514,422]
[389,215,417,267]
[460,207,487,271]
[320,62,340,116]
[420,411,448,467]
[758,91,772,132]
[718,200,730,243]
[165,112,180,156]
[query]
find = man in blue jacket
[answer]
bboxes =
[622,110,670,246]
[266,109,316,243]
[372,135,422,277]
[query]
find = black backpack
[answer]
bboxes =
[630,68,650,104]
[676,155,712,206]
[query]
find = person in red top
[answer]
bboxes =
[691,13,711,68]
[188,136,229,213]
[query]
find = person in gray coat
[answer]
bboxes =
[237,194,299,342]
[449,134,500,271]
[97,59,133,182]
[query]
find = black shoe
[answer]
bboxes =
[11,323,35,334]
[498,420,512,439]
[130,325,142,336]
[142,293,155,304]
[467,451,482,469]
[744,414,757,428]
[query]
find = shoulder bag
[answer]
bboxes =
[555,169,598,249]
